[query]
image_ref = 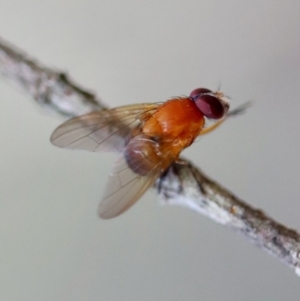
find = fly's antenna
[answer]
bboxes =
[216,80,222,92]
[227,101,252,117]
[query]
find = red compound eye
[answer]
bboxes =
[189,87,225,119]
[190,88,212,99]
[194,94,225,119]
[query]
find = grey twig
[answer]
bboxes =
[158,162,300,274]
[0,38,104,117]
[1,37,300,275]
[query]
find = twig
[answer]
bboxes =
[0,38,104,117]
[158,162,300,274]
[1,37,300,275]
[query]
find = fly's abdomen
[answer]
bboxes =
[124,135,165,176]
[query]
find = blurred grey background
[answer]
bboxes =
[0,0,300,300]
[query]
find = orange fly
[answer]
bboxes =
[51,88,244,219]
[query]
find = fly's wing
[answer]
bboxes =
[51,103,161,153]
[98,140,173,219]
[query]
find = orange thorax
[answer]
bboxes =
[142,98,204,153]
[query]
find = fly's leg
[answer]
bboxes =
[198,118,226,136]
[174,158,189,165]
[157,169,169,194]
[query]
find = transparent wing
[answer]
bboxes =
[98,143,173,219]
[51,103,161,153]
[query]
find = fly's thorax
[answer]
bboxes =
[142,97,205,139]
